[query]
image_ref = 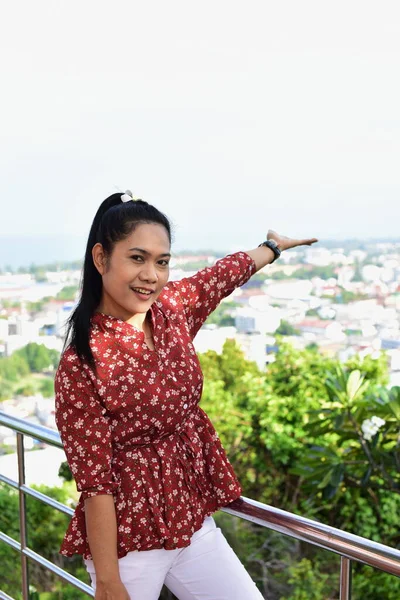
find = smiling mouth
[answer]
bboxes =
[131,287,153,296]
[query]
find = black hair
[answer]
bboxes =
[63,193,172,366]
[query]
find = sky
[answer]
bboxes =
[1,0,400,266]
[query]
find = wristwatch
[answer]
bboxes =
[258,239,281,262]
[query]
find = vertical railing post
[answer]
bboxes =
[340,556,352,600]
[17,432,30,600]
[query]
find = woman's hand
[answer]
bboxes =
[95,579,131,600]
[267,229,318,252]
[245,230,318,272]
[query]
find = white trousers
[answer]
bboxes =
[84,515,264,600]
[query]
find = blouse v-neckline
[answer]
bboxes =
[92,309,159,354]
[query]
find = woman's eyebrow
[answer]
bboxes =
[128,246,171,258]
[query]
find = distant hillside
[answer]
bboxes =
[0,233,398,271]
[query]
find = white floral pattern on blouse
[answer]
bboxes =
[55,251,256,559]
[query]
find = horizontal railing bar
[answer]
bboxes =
[223,497,400,577]
[0,589,15,599]
[0,468,73,517]
[23,547,94,596]
[0,473,19,490]
[1,410,400,579]
[0,531,21,552]
[0,532,94,597]
[21,484,74,517]
[0,412,62,447]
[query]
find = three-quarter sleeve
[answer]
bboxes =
[169,251,256,338]
[54,350,118,501]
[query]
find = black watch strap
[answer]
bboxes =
[258,240,281,262]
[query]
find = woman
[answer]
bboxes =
[54,191,317,600]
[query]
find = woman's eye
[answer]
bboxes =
[158,260,170,267]
[130,255,144,262]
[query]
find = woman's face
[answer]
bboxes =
[93,222,171,324]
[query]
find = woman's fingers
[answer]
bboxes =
[267,230,318,250]
[286,237,319,249]
[300,237,319,246]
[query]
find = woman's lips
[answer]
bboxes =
[131,287,153,300]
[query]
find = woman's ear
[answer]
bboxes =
[92,243,107,275]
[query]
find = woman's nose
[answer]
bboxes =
[139,264,157,282]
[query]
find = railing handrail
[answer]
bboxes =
[0,411,61,446]
[225,497,400,577]
[1,409,400,598]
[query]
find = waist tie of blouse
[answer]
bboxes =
[174,427,210,499]
[153,420,210,499]
[115,419,210,540]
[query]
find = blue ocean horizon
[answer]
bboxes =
[0,234,87,270]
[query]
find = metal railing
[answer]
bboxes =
[0,410,399,600]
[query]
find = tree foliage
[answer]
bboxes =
[56,285,79,301]
[1,340,398,598]
[0,482,89,599]
[199,340,400,598]
[275,320,300,336]
[40,378,55,398]
[292,265,337,280]
[0,343,59,400]
[0,353,30,399]
[14,343,59,373]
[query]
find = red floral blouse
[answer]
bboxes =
[54,251,256,559]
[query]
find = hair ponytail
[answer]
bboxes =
[63,193,172,367]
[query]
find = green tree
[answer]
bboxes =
[15,383,35,396]
[352,260,364,282]
[0,378,13,401]
[1,340,397,599]
[284,558,331,600]
[200,341,398,598]
[14,343,59,373]
[1,299,21,309]
[292,265,336,280]
[275,320,300,336]
[345,352,389,386]
[27,296,53,315]
[268,271,292,280]
[40,378,55,398]
[336,287,367,303]
[56,285,79,301]
[48,348,61,369]
[0,482,89,599]
[292,371,400,500]
[58,461,73,482]
[0,353,30,383]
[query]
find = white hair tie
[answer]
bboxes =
[121,190,134,202]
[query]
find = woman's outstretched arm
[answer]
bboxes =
[245,229,318,272]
